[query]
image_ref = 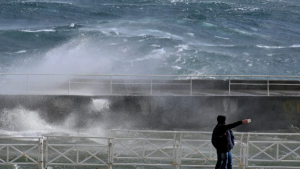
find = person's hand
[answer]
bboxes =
[242,119,251,124]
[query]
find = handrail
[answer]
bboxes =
[1,73,300,78]
[1,130,300,169]
[0,73,300,96]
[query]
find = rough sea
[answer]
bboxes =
[1,0,300,76]
[1,0,300,168]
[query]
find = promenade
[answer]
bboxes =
[1,74,300,96]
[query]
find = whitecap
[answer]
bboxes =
[215,36,229,40]
[202,22,215,27]
[69,23,75,28]
[256,45,285,49]
[134,48,166,61]
[175,57,182,63]
[291,44,300,48]
[186,33,194,37]
[172,66,182,70]
[21,29,55,33]
[232,28,252,36]
[175,44,189,52]
[15,50,27,54]
[151,44,161,48]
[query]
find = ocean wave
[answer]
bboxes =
[21,29,56,33]
[14,50,27,54]
[291,44,300,48]
[257,45,300,49]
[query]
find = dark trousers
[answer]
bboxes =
[215,151,233,169]
[227,151,233,169]
[215,152,228,169]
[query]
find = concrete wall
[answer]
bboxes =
[1,95,300,132]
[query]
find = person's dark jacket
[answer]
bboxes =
[211,121,242,153]
[227,130,235,150]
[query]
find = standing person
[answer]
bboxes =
[211,115,250,169]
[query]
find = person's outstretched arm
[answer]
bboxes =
[223,119,250,131]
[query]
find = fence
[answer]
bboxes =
[1,73,300,96]
[1,130,300,169]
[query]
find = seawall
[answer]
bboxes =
[0,95,300,132]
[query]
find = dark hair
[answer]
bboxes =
[217,115,226,124]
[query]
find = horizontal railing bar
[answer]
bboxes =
[270,84,300,86]
[249,141,300,143]
[249,159,300,162]
[247,167,300,169]
[114,138,173,141]
[1,73,300,78]
[113,157,172,160]
[180,158,211,160]
[47,163,107,166]
[0,137,42,139]
[112,130,300,136]
[180,165,220,167]
[71,82,190,85]
[46,144,107,147]
[45,136,110,139]
[3,162,37,164]
[181,139,211,142]
[111,129,212,134]
[230,83,267,85]
[112,163,173,166]
[0,144,37,146]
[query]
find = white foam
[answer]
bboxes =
[202,22,215,27]
[172,66,182,70]
[186,33,194,37]
[15,50,27,54]
[215,36,229,40]
[175,44,189,52]
[21,29,56,33]
[91,99,110,112]
[134,48,166,61]
[175,57,182,63]
[291,44,300,48]
[256,45,285,49]
[151,44,161,48]
[0,107,53,132]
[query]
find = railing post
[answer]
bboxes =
[107,138,113,169]
[175,140,181,169]
[246,133,250,167]
[38,138,44,169]
[7,145,9,163]
[276,142,279,161]
[45,137,49,169]
[240,142,247,169]
[239,133,244,165]
[229,76,231,95]
[173,133,181,169]
[267,76,270,96]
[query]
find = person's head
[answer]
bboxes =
[217,115,226,124]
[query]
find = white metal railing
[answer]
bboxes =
[1,131,300,168]
[0,137,43,168]
[1,73,300,96]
